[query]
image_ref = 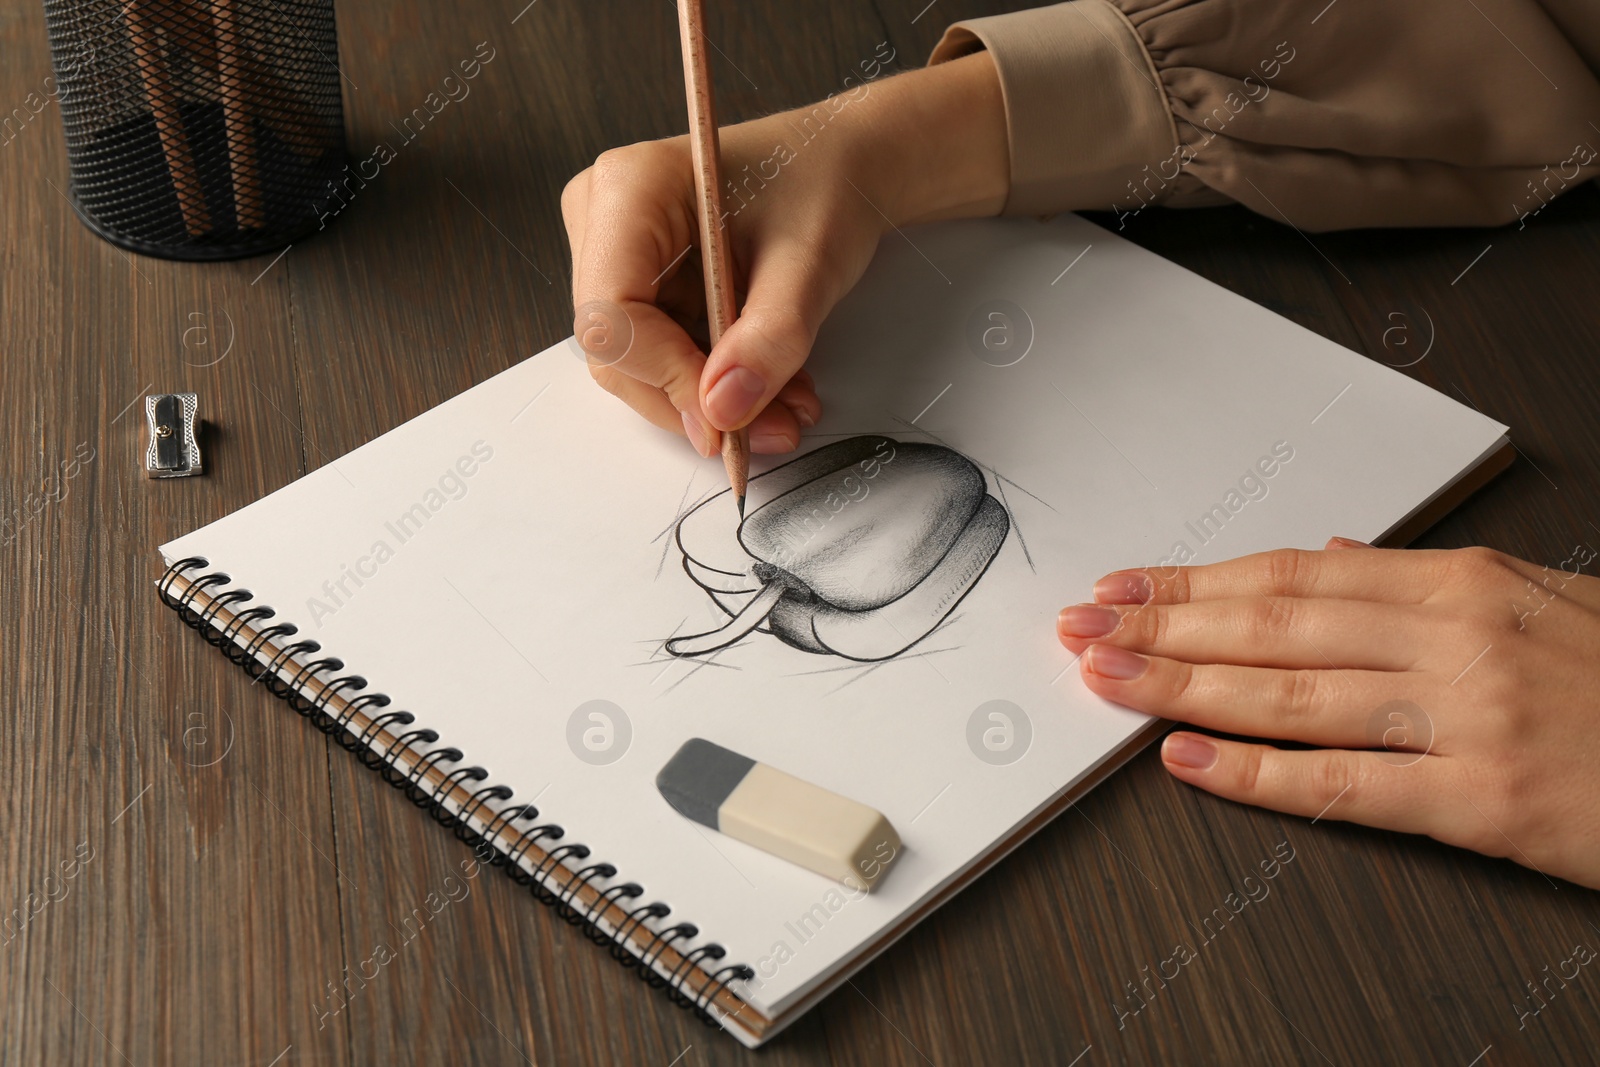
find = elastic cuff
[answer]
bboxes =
[929,1,1178,216]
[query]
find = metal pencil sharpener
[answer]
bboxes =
[145,393,203,478]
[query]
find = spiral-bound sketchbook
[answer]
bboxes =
[157,215,1509,1046]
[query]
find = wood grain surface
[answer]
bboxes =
[4,1,1599,1065]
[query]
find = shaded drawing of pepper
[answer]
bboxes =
[668,435,1010,661]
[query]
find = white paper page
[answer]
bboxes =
[162,216,1507,1019]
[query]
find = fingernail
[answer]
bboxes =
[1327,536,1370,550]
[1163,733,1217,770]
[1094,571,1153,604]
[705,367,766,427]
[751,430,796,454]
[681,410,714,458]
[791,403,817,429]
[1085,644,1148,680]
[1058,604,1120,638]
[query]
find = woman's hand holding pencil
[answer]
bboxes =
[560,51,1008,457]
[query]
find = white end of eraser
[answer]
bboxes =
[720,763,901,890]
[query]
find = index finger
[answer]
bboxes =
[1093,546,1450,606]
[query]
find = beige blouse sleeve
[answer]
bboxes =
[929,0,1600,230]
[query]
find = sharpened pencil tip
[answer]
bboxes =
[736,494,746,520]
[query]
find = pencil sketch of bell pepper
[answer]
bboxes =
[668,435,1010,661]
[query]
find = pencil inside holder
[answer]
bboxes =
[42,0,349,260]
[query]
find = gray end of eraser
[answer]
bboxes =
[655,738,757,830]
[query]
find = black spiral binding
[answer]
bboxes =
[158,557,756,1028]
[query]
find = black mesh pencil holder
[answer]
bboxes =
[42,0,348,260]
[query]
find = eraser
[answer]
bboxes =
[656,738,901,891]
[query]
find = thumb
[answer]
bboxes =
[699,247,834,432]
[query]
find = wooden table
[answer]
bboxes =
[5,1,1599,1063]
